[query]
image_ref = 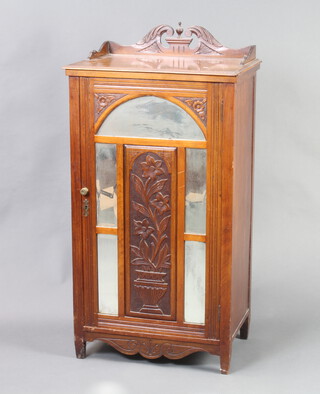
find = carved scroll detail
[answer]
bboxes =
[176,97,207,124]
[185,25,223,55]
[98,337,205,360]
[136,24,174,54]
[94,93,125,122]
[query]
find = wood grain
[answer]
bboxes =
[96,227,117,234]
[184,234,206,242]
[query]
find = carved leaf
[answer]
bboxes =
[132,201,150,217]
[159,260,171,270]
[157,242,170,269]
[132,174,145,197]
[131,245,143,258]
[150,241,155,260]
[159,215,170,233]
[131,257,149,266]
[140,239,150,261]
[147,178,167,198]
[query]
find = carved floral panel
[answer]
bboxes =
[125,147,176,318]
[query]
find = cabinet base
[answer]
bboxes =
[80,331,233,373]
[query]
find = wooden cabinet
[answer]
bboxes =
[64,24,260,374]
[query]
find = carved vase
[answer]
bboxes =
[134,270,168,315]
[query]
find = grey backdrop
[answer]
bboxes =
[1,0,320,393]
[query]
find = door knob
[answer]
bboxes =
[80,187,89,196]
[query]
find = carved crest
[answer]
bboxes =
[90,23,256,64]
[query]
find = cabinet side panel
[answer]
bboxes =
[219,83,235,364]
[69,77,85,347]
[231,76,255,336]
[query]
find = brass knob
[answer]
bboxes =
[80,187,89,196]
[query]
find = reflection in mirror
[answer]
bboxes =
[98,234,118,315]
[97,96,205,141]
[96,143,117,227]
[184,241,206,324]
[185,149,206,234]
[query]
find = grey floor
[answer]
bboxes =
[2,274,319,394]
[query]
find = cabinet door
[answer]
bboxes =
[82,90,211,328]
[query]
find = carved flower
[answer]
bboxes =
[150,192,170,214]
[133,219,154,239]
[95,94,115,114]
[186,98,206,121]
[141,155,164,180]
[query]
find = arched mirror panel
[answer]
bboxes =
[97,96,205,141]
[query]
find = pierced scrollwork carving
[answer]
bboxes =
[136,24,174,53]
[185,25,223,55]
[175,97,207,125]
[94,93,125,121]
[98,337,205,360]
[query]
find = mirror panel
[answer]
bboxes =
[184,241,206,324]
[185,149,206,234]
[96,143,117,227]
[97,234,118,315]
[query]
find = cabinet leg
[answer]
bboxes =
[75,337,86,359]
[220,352,231,375]
[220,344,232,375]
[239,316,250,340]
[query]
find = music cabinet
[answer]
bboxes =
[64,24,260,374]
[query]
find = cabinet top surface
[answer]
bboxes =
[63,24,261,77]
